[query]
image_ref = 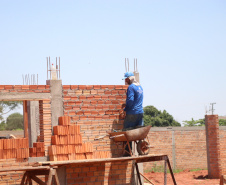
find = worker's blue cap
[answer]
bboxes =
[122,72,134,80]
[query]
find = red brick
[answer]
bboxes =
[86,85,93,90]
[78,85,86,90]
[104,91,111,95]
[93,85,101,89]
[79,96,86,100]
[14,85,22,90]
[71,85,78,89]
[29,85,38,89]
[63,85,70,89]
[115,85,123,89]
[4,85,13,89]
[37,85,46,89]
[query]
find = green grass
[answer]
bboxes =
[190,168,206,172]
[144,163,206,174]
[12,128,24,131]
[144,163,183,174]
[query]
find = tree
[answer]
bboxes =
[0,101,22,121]
[0,120,6,131]
[6,113,23,130]
[144,105,181,127]
[183,118,226,126]
[219,119,226,126]
[183,118,205,127]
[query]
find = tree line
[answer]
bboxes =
[0,101,225,130]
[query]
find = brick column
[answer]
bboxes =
[205,115,221,178]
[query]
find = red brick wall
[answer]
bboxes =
[0,85,51,156]
[0,85,51,184]
[66,161,133,185]
[62,85,127,157]
[144,127,208,171]
[219,129,226,175]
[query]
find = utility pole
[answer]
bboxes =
[210,103,216,115]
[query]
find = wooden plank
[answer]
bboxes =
[0,166,50,172]
[36,154,167,167]
[54,169,60,185]
[30,174,46,185]
[20,172,27,185]
[139,172,155,185]
[28,170,50,176]
[47,168,54,185]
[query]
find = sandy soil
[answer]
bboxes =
[144,170,220,185]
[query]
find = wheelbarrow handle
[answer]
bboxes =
[109,134,125,139]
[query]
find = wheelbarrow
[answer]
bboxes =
[108,125,152,156]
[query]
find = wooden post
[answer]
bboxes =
[23,100,29,139]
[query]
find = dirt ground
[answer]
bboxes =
[144,169,220,185]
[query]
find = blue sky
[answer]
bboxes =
[0,1,226,124]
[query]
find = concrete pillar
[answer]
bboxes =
[47,80,63,129]
[134,72,140,84]
[205,115,221,178]
[27,101,40,147]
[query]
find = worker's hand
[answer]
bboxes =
[122,104,126,109]
[119,110,126,119]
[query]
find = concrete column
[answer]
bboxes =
[205,115,221,178]
[27,101,40,147]
[134,72,140,83]
[47,80,63,129]
[172,130,176,169]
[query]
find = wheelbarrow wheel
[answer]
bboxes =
[137,140,150,155]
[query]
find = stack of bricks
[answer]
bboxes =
[49,116,110,161]
[29,142,45,157]
[0,138,29,160]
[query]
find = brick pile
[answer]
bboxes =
[29,142,45,157]
[48,116,110,161]
[0,138,29,160]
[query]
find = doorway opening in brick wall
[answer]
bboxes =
[0,99,47,160]
[0,100,24,138]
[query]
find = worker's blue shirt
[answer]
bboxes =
[124,84,143,115]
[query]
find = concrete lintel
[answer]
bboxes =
[28,157,48,162]
[0,92,51,101]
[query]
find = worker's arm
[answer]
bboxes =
[124,85,134,111]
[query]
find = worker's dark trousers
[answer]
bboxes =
[123,114,143,156]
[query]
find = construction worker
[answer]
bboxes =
[122,72,144,156]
